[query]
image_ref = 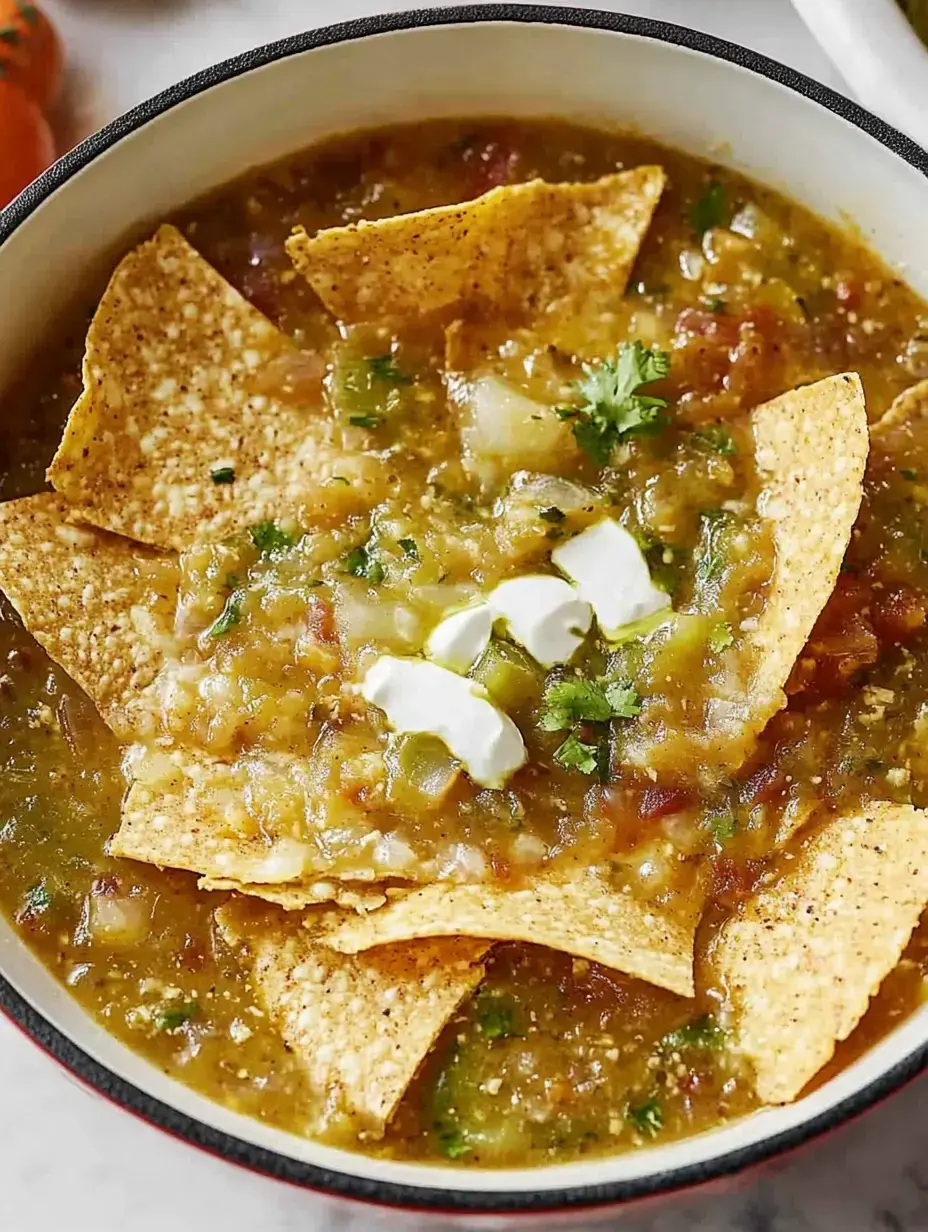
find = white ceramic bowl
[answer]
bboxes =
[3,5,928,1219]
[791,0,928,149]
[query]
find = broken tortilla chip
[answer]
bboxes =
[199,876,389,913]
[217,899,489,1134]
[287,167,665,323]
[710,802,928,1104]
[871,378,928,438]
[323,867,698,998]
[0,494,177,732]
[112,743,423,888]
[47,224,387,551]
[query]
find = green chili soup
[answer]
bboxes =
[1,118,928,1167]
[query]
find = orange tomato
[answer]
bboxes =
[0,1,63,112]
[0,78,54,208]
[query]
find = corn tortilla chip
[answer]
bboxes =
[47,224,387,550]
[216,899,489,1134]
[323,867,698,998]
[199,876,390,913]
[745,373,868,727]
[112,744,423,887]
[871,378,928,437]
[710,802,928,1104]
[287,167,665,323]
[0,494,177,731]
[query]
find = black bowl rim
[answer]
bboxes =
[2,3,928,1216]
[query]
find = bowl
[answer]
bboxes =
[3,4,928,1219]
[790,0,928,149]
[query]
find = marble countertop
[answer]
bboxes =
[4,2,926,1229]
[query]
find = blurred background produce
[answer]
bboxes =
[0,1,61,207]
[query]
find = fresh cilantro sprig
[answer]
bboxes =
[558,342,671,464]
[543,675,641,778]
[207,589,245,638]
[540,677,641,731]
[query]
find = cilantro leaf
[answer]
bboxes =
[207,590,245,638]
[627,1096,664,1138]
[560,342,671,464]
[249,521,296,557]
[342,541,385,585]
[661,1014,726,1053]
[693,424,736,456]
[540,679,614,729]
[708,622,734,653]
[156,1001,198,1032]
[603,679,642,718]
[17,882,50,922]
[368,353,412,384]
[349,413,381,428]
[901,468,919,481]
[553,732,600,775]
[210,465,235,484]
[695,509,734,587]
[540,677,640,731]
[398,537,420,560]
[689,180,727,234]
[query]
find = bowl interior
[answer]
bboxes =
[2,11,928,1205]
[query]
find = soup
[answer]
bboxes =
[2,118,928,1166]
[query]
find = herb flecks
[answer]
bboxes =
[627,1096,664,1138]
[210,465,235,484]
[17,882,50,923]
[689,180,727,234]
[693,424,736,456]
[208,590,245,638]
[476,992,517,1040]
[249,520,296,557]
[661,1015,726,1053]
[369,353,412,384]
[558,342,671,464]
[349,413,381,429]
[343,540,385,585]
[539,506,566,524]
[398,537,420,561]
[156,1001,199,1032]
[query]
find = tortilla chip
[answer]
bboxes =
[324,867,698,997]
[47,224,386,550]
[0,494,177,731]
[745,373,868,728]
[871,378,928,437]
[199,876,389,913]
[710,802,928,1104]
[217,899,489,1135]
[112,744,422,887]
[287,167,665,323]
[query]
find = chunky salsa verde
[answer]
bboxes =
[1,118,928,1167]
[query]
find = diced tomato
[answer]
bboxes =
[673,304,793,412]
[787,573,879,699]
[870,583,928,645]
[307,596,337,645]
[710,856,766,908]
[674,307,742,348]
[738,761,786,807]
[637,784,692,822]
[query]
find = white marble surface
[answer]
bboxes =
[4,2,927,1229]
